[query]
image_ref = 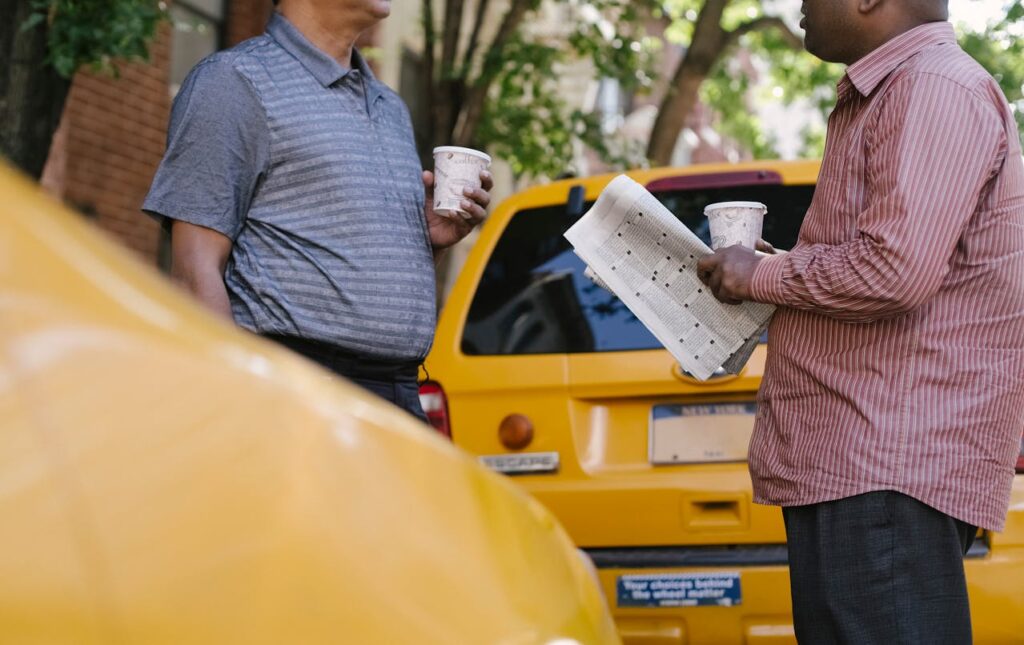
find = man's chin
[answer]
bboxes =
[803,35,824,59]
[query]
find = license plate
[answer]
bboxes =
[649,403,756,465]
[618,572,742,607]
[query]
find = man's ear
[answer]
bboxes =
[857,0,886,14]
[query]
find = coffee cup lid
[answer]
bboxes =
[704,201,767,215]
[433,146,492,163]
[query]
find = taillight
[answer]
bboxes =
[418,380,452,439]
[1016,436,1024,474]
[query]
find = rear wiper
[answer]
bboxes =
[565,184,586,222]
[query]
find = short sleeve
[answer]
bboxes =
[142,55,269,240]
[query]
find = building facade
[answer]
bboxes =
[42,0,275,265]
[37,0,755,287]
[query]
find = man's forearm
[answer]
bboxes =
[169,220,235,321]
[173,267,234,321]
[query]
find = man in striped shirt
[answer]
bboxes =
[144,0,491,421]
[698,0,1024,641]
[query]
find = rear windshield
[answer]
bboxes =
[461,183,815,356]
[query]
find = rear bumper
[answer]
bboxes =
[589,541,1023,644]
[595,563,793,644]
[587,541,991,569]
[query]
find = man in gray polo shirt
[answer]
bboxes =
[143,0,491,421]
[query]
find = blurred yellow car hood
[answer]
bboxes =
[0,165,618,644]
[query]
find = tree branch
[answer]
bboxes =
[0,0,71,178]
[646,0,729,165]
[452,0,535,145]
[725,15,803,50]
[643,0,674,33]
[460,0,490,79]
[440,0,466,75]
[435,0,467,140]
[486,0,534,62]
[421,0,436,127]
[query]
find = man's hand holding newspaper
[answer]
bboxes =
[564,175,774,381]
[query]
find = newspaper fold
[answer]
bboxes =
[564,175,774,381]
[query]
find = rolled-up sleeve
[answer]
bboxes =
[749,73,1006,322]
[142,55,269,240]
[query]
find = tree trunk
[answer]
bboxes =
[433,0,465,147]
[0,0,71,179]
[646,0,728,167]
[451,0,535,148]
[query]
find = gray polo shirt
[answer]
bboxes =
[144,12,436,361]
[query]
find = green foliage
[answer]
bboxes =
[22,0,166,78]
[751,24,843,157]
[476,0,657,177]
[567,0,659,93]
[718,0,762,31]
[476,36,573,177]
[759,37,842,114]
[957,0,1024,147]
[701,58,778,160]
[797,121,827,159]
[675,0,837,159]
[706,0,1024,159]
[658,0,702,44]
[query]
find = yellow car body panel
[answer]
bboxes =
[428,160,1024,643]
[0,166,620,644]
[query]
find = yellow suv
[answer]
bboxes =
[0,165,618,644]
[423,160,1024,644]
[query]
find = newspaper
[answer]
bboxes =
[564,175,774,381]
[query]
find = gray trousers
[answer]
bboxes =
[783,491,976,645]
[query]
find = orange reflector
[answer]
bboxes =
[499,414,534,451]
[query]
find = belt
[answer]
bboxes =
[261,334,420,381]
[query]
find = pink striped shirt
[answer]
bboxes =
[748,22,1024,531]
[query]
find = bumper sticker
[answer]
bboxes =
[617,572,742,607]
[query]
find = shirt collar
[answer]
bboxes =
[266,12,383,100]
[840,21,956,99]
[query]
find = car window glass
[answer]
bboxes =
[461,183,815,356]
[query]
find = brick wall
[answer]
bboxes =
[41,0,383,264]
[41,0,274,264]
[41,23,172,260]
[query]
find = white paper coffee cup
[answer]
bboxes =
[432,146,491,218]
[704,201,767,250]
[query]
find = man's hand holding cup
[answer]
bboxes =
[424,146,492,250]
[697,201,773,304]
